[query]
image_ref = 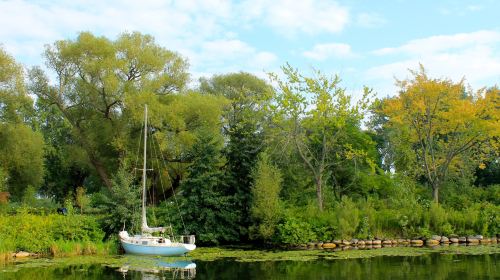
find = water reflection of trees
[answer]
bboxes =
[0,254,497,279]
[195,254,498,280]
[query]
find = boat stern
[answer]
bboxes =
[183,243,196,252]
[119,231,130,240]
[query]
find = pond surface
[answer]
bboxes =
[1,247,499,279]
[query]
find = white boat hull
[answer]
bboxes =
[119,231,196,256]
[121,240,196,256]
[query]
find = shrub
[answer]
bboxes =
[477,203,499,236]
[429,202,448,234]
[0,213,106,254]
[276,216,316,245]
[357,198,378,239]
[373,208,400,238]
[335,197,360,239]
[96,166,141,239]
[417,226,432,239]
[249,152,283,242]
[75,186,90,214]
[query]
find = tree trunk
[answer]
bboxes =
[432,185,439,204]
[89,156,112,189]
[316,177,323,211]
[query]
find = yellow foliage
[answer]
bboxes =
[380,66,498,202]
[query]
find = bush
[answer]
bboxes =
[96,166,141,239]
[270,191,497,245]
[276,216,316,245]
[335,197,360,239]
[0,213,106,254]
[357,198,377,239]
[292,203,337,241]
[249,152,283,241]
[373,208,400,238]
[417,226,432,239]
[477,203,499,236]
[429,202,448,234]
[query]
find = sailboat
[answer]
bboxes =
[119,105,196,256]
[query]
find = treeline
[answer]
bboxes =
[0,32,499,245]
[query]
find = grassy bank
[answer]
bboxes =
[0,211,117,259]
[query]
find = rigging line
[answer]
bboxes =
[150,129,168,203]
[152,131,187,234]
[147,118,157,226]
[129,115,144,233]
[149,129,169,205]
[148,117,160,226]
[133,117,145,178]
[149,128,173,228]
[134,117,145,232]
[150,132,179,243]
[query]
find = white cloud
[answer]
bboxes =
[356,12,386,28]
[0,0,283,80]
[240,0,350,35]
[373,30,500,56]
[253,52,278,67]
[440,4,484,16]
[467,5,483,11]
[201,39,254,59]
[303,43,355,60]
[191,39,278,75]
[0,0,228,63]
[366,30,500,90]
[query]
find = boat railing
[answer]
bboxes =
[177,235,195,244]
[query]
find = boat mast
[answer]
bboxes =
[141,105,148,233]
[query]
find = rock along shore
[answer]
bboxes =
[290,235,499,250]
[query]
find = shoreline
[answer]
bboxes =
[3,235,499,262]
[3,244,499,267]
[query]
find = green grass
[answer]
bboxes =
[0,213,108,256]
[49,240,118,257]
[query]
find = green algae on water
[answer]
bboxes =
[1,245,499,272]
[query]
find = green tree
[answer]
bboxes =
[0,48,45,200]
[0,47,33,123]
[123,91,227,203]
[21,185,37,206]
[0,124,45,199]
[328,123,382,200]
[249,152,282,241]
[269,64,372,210]
[0,167,7,192]
[75,186,90,214]
[199,72,273,238]
[36,96,91,201]
[179,131,238,244]
[97,165,141,239]
[28,32,189,189]
[380,67,499,203]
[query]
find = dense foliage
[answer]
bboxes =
[178,131,239,244]
[378,66,499,203]
[0,32,498,248]
[0,212,110,254]
[249,152,283,241]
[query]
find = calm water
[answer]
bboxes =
[1,253,499,279]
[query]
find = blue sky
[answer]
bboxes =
[1,0,499,97]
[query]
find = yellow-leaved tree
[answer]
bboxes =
[381,66,499,203]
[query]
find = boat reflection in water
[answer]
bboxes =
[118,260,196,279]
